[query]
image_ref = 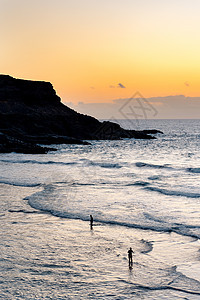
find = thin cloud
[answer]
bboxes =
[118,83,126,89]
[66,95,200,120]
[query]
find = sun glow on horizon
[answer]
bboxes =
[1,0,200,105]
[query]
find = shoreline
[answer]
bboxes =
[1,184,200,298]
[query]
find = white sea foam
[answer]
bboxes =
[144,186,200,198]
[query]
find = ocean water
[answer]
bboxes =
[0,119,200,299]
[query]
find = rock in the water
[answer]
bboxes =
[139,129,163,134]
[0,132,56,154]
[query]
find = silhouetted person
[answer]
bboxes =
[90,215,93,229]
[128,247,133,267]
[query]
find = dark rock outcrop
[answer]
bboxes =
[139,129,163,135]
[0,75,162,153]
[0,132,56,154]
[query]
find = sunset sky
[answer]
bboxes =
[1,0,200,107]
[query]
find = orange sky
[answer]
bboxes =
[1,0,200,104]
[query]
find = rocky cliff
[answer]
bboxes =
[0,75,162,153]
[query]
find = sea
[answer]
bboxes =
[0,119,200,300]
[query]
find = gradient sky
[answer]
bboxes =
[1,0,200,106]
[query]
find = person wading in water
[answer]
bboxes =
[90,215,93,230]
[128,247,133,267]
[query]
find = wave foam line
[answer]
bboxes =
[135,162,172,169]
[83,160,123,169]
[144,186,200,198]
[127,181,150,187]
[26,194,200,240]
[132,284,200,296]
[0,180,41,187]
[135,162,200,175]
[8,209,42,214]
[0,159,78,166]
[0,159,123,169]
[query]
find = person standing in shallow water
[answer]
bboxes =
[128,247,133,267]
[90,215,93,229]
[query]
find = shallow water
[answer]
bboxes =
[0,119,200,299]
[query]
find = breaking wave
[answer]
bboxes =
[144,186,200,198]
[126,181,150,187]
[187,167,200,174]
[135,162,200,175]
[26,187,200,240]
[135,162,172,169]
[0,159,123,169]
[0,159,78,166]
[0,179,41,187]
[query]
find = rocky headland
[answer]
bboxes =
[0,75,162,153]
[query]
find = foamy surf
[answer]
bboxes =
[1,119,200,299]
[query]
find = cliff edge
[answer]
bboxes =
[0,75,162,153]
